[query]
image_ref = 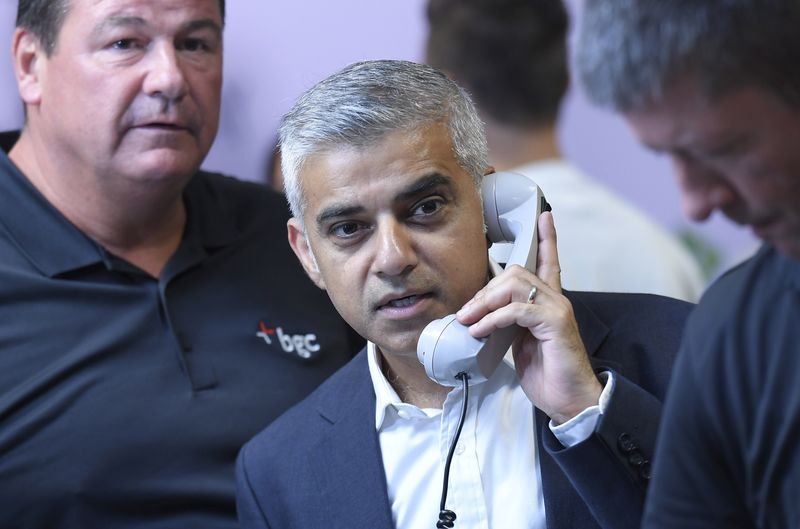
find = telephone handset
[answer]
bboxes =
[417,171,550,386]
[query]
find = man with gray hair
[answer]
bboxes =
[236,59,691,529]
[578,1,800,527]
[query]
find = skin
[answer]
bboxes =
[288,122,601,421]
[626,77,800,260]
[9,0,223,276]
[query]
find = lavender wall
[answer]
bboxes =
[0,1,757,277]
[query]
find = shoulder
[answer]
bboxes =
[566,290,694,398]
[187,171,292,232]
[693,245,789,323]
[567,289,694,332]
[683,245,799,369]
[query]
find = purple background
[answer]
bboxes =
[0,1,758,277]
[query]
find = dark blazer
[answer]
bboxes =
[236,291,692,529]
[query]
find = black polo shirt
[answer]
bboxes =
[0,131,363,528]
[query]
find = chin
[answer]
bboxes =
[134,156,201,182]
[371,329,423,359]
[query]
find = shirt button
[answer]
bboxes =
[397,410,409,419]
[455,444,465,455]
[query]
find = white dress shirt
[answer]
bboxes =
[367,342,615,529]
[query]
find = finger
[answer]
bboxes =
[457,270,535,324]
[465,287,556,338]
[536,211,562,292]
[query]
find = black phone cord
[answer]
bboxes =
[436,372,470,528]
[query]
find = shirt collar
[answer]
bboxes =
[368,257,515,429]
[181,174,242,250]
[366,341,403,429]
[0,132,104,277]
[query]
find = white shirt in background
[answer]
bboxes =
[490,160,705,302]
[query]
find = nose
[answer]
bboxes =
[372,218,418,277]
[672,156,736,222]
[142,42,188,102]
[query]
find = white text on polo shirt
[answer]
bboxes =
[257,321,320,358]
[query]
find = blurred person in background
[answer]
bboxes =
[426,0,705,302]
[578,0,800,527]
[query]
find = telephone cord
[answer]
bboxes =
[436,372,470,529]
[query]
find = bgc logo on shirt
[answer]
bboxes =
[257,321,320,360]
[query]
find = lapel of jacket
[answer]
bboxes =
[311,351,395,529]
[537,291,610,529]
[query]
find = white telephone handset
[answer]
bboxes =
[417,171,550,386]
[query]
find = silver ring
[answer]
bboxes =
[526,286,538,304]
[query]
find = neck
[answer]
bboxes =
[483,118,562,171]
[379,349,451,408]
[9,130,188,278]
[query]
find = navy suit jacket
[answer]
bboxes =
[236,291,692,529]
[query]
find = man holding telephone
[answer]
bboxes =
[236,60,690,529]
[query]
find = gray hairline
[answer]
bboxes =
[279,66,490,228]
[282,126,486,224]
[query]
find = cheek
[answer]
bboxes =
[321,273,368,331]
[316,251,366,298]
[438,228,490,296]
[730,161,797,207]
[190,68,222,106]
[189,73,222,135]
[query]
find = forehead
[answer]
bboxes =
[66,0,222,29]
[625,78,793,151]
[624,79,720,147]
[298,124,471,215]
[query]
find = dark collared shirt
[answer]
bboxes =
[0,131,362,528]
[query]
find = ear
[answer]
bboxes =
[12,27,45,105]
[481,166,495,248]
[287,217,327,290]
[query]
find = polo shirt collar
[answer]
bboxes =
[181,174,241,251]
[0,131,103,277]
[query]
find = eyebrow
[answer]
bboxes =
[93,15,147,35]
[183,19,223,37]
[314,172,454,228]
[397,173,452,203]
[93,16,222,38]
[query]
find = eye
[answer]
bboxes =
[410,197,445,219]
[178,38,210,52]
[110,39,140,50]
[330,221,365,239]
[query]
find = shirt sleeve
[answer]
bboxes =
[549,371,614,447]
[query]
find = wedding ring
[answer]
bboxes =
[526,286,538,304]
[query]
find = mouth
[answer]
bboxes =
[129,114,194,133]
[382,294,424,308]
[136,122,189,131]
[376,291,433,312]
